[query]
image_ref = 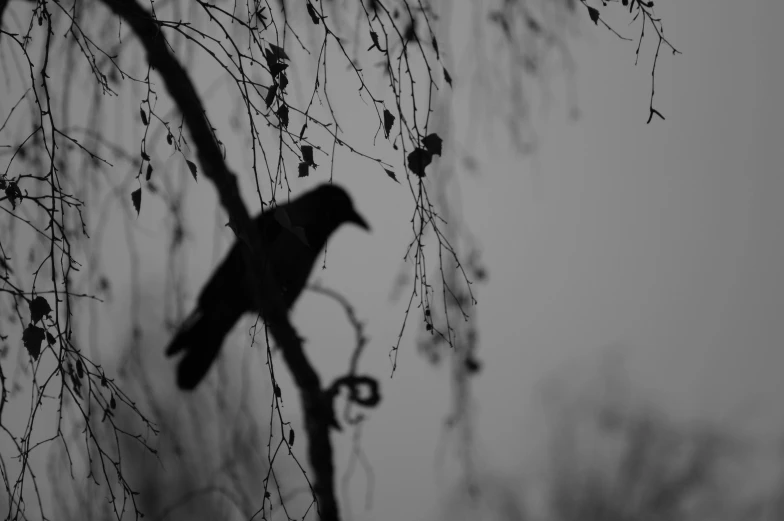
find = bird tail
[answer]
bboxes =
[165,307,234,390]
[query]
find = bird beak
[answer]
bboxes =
[349,209,370,231]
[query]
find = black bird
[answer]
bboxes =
[166,184,370,390]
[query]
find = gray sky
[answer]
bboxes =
[323,0,784,518]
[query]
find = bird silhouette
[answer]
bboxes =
[166,184,370,390]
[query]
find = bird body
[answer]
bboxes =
[166,184,369,390]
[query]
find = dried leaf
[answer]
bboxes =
[22,325,45,360]
[301,145,314,166]
[306,2,320,24]
[265,83,278,108]
[368,31,381,51]
[186,160,198,181]
[29,296,51,324]
[422,133,443,156]
[383,109,395,138]
[277,104,289,128]
[407,148,433,178]
[131,187,141,216]
[587,5,600,24]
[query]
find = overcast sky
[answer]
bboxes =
[322,0,784,519]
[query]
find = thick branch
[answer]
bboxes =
[0,0,8,25]
[96,1,338,519]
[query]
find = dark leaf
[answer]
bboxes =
[301,145,314,166]
[444,68,452,87]
[166,133,173,145]
[384,168,399,183]
[279,73,289,91]
[587,5,600,24]
[131,187,141,216]
[407,148,433,178]
[264,48,275,67]
[368,31,381,51]
[269,61,289,77]
[141,151,150,161]
[431,36,439,57]
[298,161,309,178]
[299,122,308,140]
[186,159,198,181]
[140,107,148,126]
[277,104,289,128]
[306,2,320,24]
[265,83,278,108]
[422,133,443,156]
[268,44,289,62]
[274,384,281,397]
[29,296,51,324]
[46,331,55,345]
[76,360,84,379]
[288,428,295,446]
[145,163,153,181]
[5,182,22,209]
[383,109,395,138]
[110,395,116,409]
[22,325,45,360]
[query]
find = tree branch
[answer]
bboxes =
[0,0,8,26]
[95,1,339,519]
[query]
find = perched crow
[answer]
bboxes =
[166,184,370,390]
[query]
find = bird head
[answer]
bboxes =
[311,184,370,232]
